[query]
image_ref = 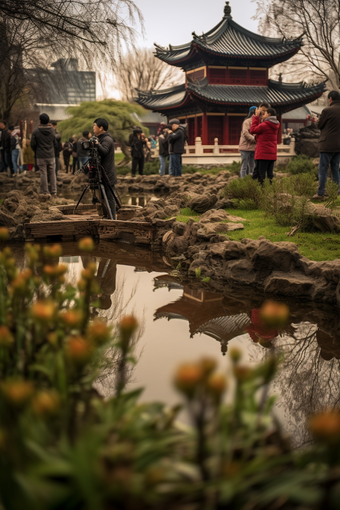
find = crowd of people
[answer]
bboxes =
[238,92,340,196]
[2,93,339,200]
[128,118,188,178]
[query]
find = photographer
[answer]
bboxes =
[92,117,117,219]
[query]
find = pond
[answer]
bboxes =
[9,239,340,448]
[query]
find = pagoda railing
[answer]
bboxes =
[151,137,295,159]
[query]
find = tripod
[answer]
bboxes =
[73,164,117,220]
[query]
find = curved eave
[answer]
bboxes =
[135,89,191,112]
[188,82,326,109]
[194,43,301,65]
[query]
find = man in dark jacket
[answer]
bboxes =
[314,90,340,198]
[168,119,187,177]
[77,130,91,166]
[128,127,146,177]
[51,121,62,175]
[158,127,169,176]
[0,120,13,174]
[92,117,117,219]
[31,113,58,196]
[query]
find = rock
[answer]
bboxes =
[164,205,180,217]
[187,193,218,213]
[264,273,315,298]
[198,223,230,235]
[0,210,17,227]
[251,240,300,278]
[173,222,186,236]
[200,210,229,223]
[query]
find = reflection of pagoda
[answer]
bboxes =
[153,274,184,292]
[154,278,251,355]
[137,1,326,145]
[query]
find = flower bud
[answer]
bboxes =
[229,347,242,364]
[174,363,203,398]
[66,336,93,366]
[0,228,9,241]
[31,301,56,323]
[0,326,14,347]
[207,373,227,399]
[60,310,83,328]
[199,357,217,378]
[43,244,62,259]
[309,411,340,444]
[260,301,289,328]
[119,316,138,349]
[1,380,34,408]
[32,390,60,417]
[87,321,111,346]
[234,365,254,383]
[78,237,95,252]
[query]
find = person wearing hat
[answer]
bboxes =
[168,119,187,177]
[30,113,58,197]
[238,106,257,178]
[128,126,146,177]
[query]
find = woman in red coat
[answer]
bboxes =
[250,107,280,183]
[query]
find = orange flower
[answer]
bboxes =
[207,373,227,398]
[87,321,111,345]
[119,316,138,349]
[0,228,9,241]
[0,326,14,347]
[10,269,33,295]
[1,380,34,407]
[31,301,56,322]
[260,301,289,328]
[43,263,68,278]
[43,244,62,259]
[66,336,93,366]
[60,310,83,327]
[234,366,253,383]
[229,347,242,364]
[174,363,203,397]
[309,411,340,444]
[32,390,60,417]
[78,237,95,252]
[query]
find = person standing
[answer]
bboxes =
[62,139,73,173]
[51,121,62,174]
[10,127,21,175]
[250,107,280,184]
[92,117,117,219]
[168,119,187,177]
[22,138,35,172]
[128,127,146,177]
[1,122,13,174]
[72,136,79,174]
[313,90,340,199]
[30,113,58,197]
[77,130,91,166]
[239,106,257,177]
[158,127,169,176]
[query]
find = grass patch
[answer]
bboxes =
[115,152,126,163]
[175,207,340,261]
[225,208,340,262]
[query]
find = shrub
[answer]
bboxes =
[224,175,263,209]
[289,173,317,196]
[286,155,318,175]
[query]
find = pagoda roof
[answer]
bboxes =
[136,79,326,113]
[154,2,302,69]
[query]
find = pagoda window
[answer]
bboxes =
[186,67,206,83]
[209,68,226,84]
[249,68,267,86]
[228,68,248,85]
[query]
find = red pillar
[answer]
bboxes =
[223,115,229,145]
[202,113,208,144]
[194,115,198,140]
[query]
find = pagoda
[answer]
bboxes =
[136,1,326,146]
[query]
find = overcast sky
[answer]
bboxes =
[133,0,259,48]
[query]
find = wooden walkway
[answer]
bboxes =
[24,204,157,246]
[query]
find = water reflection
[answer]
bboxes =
[7,241,340,445]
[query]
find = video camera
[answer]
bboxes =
[81,136,98,151]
